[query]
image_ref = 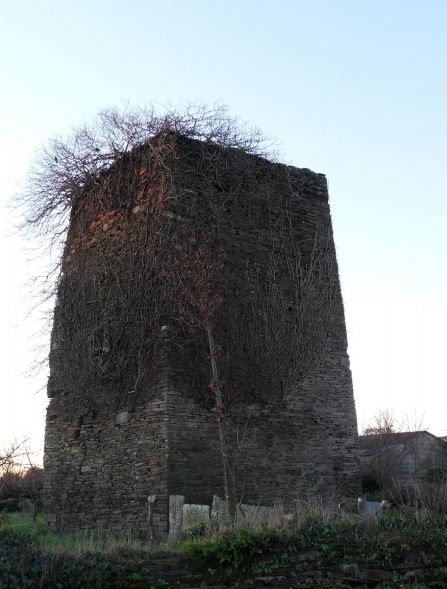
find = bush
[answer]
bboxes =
[49,554,126,589]
[0,528,46,588]
[186,527,287,575]
[0,498,20,512]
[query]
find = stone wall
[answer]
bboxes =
[167,352,358,506]
[166,153,359,505]
[43,134,358,538]
[43,388,170,536]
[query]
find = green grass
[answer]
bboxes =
[3,512,47,534]
[2,512,153,556]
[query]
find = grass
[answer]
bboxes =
[2,512,154,557]
[2,507,447,587]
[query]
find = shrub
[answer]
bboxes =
[186,527,287,575]
[0,498,20,512]
[0,528,46,588]
[49,554,126,589]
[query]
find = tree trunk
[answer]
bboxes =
[206,322,237,524]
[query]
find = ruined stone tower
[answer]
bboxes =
[43,132,358,537]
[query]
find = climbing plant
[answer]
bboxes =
[20,104,342,519]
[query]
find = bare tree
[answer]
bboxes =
[361,411,401,494]
[363,409,397,437]
[163,230,237,521]
[359,411,443,503]
[0,441,26,479]
[0,442,43,520]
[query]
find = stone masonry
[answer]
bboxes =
[43,134,359,538]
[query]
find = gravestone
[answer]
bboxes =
[20,498,34,515]
[168,495,184,542]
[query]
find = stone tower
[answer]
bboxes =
[43,133,358,537]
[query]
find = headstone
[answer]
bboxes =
[20,498,34,515]
[168,495,184,542]
[357,498,391,515]
[211,494,223,519]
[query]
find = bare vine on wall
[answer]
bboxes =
[20,104,344,516]
[22,106,341,412]
[17,106,268,405]
[19,104,275,408]
[242,231,342,405]
[19,104,271,249]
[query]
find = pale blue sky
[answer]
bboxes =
[1,0,446,457]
